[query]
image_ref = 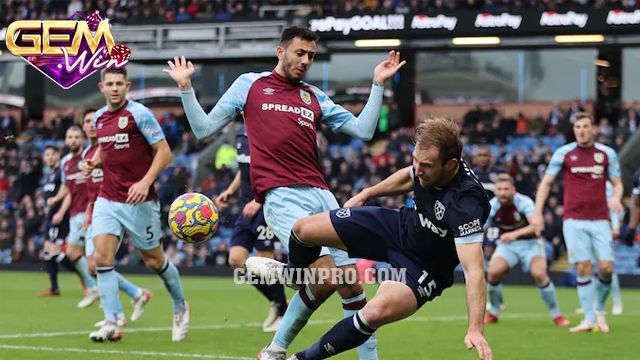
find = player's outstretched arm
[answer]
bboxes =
[331,51,406,141]
[164,56,238,140]
[456,242,493,360]
[52,193,72,225]
[345,166,413,207]
[127,140,173,205]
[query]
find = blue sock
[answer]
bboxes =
[595,274,612,312]
[116,296,124,317]
[157,259,186,313]
[487,282,502,316]
[296,311,375,360]
[74,256,95,288]
[270,286,317,351]
[116,271,141,299]
[97,267,119,323]
[538,281,560,318]
[611,272,621,303]
[576,275,596,323]
[342,293,377,360]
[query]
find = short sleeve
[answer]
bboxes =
[514,193,535,217]
[134,108,165,145]
[546,147,566,177]
[448,189,488,245]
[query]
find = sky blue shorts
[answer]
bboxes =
[264,186,356,267]
[67,212,86,247]
[91,197,162,251]
[493,239,546,273]
[563,219,613,264]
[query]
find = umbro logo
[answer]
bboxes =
[324,343,336,354]
[263,87,275,95]
[98,123,104,129]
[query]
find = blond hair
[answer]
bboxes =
[414,117,462,164]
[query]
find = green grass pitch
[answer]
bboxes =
[0,271,638,359]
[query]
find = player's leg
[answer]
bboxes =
[229,219,284,330]
[485,252,510,321]
[529,255,568,326]
[90,232,122,342]
[610,272,623,315]
[38,234,61,296]
[125,200,187,340]
[67,213,98,305]
[564,219,597,332]
[291,281,417,360]
[592,220,614,332]
[256,249,288,332]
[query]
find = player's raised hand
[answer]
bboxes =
[127,179,151,205]
[373,50,407,86]
[163,56,195,91]
[242,200,262,220]
[464,331,493,360]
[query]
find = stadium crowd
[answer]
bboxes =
[2,0,640,28]
[1,101,638,271]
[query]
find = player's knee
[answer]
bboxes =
[143,256,163,272]
[292,218,309,241]
[337,281,364,299]
[576,262,593,276]
[360,302,387,327]
[93,252,112,268]
[228,254,245,269]
[88,257,97,277]
[598,262,613,277]
[309,282,338,303]
[531,271,548,285]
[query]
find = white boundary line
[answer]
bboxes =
[0,345,253,359]
[0,312,566,340]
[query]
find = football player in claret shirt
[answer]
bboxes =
[166,25,405,360]
[534,112,623,333]
[80,109,151,328]
[248,118,493,360]
[483,173,569,327]
[216,123,287,332]
[47,125,98,309]
[83,67,188,342]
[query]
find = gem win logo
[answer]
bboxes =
[4,11,131,89]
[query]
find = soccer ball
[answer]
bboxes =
[168,192,219,244]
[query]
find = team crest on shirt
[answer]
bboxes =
[594,153,604,164]
[570,155,578,161]
[335,208,351,218]
[118,116,128,129]
[300,89,312,105]
[513,211,521,222]
[434,200,446,220]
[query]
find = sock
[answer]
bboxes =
[116,271,141,299]
[57,253,80,276]
[296,311,376,360]
[611,272,621,304]
[45,257,59,292]
[288,231,321,269]
[595,274,612,312]
[97,267,119,323]
[116,295,124,318]
[538,281,560,318]
[157,258,186,313]
[576,275,596,323]
[269,286,317,351]
[487,282,502,316]
[268,283,288,316]
[73,256,95,289]
[253,282,274,302]
[343,293,378,360]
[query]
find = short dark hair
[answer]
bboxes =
[414,117,463,165]
[82,108,97,120]
[279,25,319,47]
[100,67,128,81]
[44,145,59,153]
